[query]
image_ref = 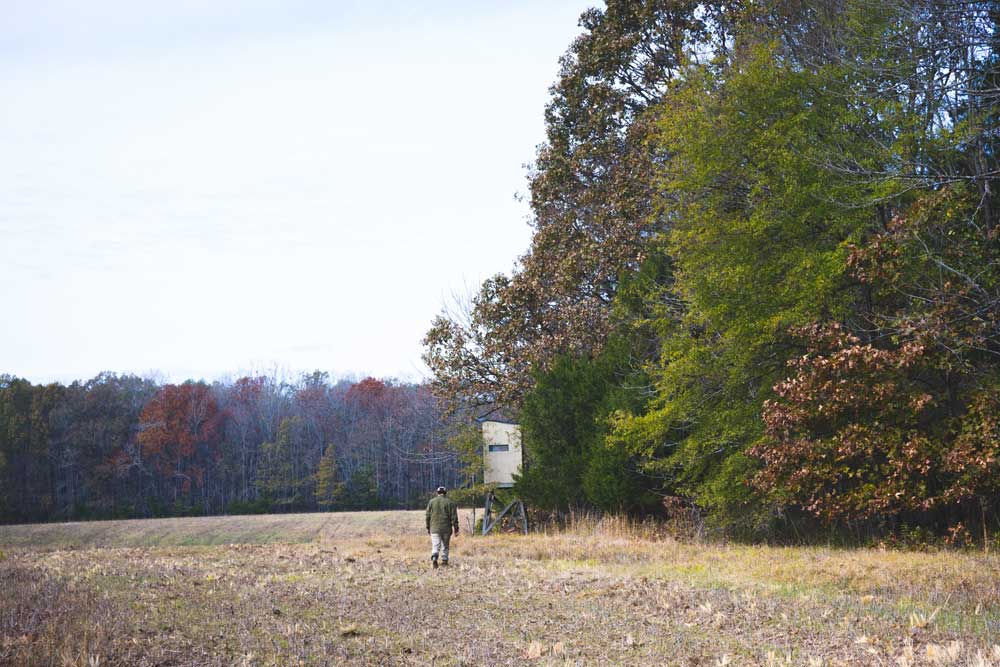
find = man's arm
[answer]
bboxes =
[450,501,459,535]
[425,500,432,533]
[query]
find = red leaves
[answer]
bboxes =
[233,376,265,403]
[345,377,387,406]
[137,384,223,490]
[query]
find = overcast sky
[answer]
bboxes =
[1,0,594,385]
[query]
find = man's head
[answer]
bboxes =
[436,486,446,495]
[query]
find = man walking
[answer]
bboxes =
[425,486,459,568]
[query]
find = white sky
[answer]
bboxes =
[0,0,594,385]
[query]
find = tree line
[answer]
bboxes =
[425,0,1000,542]
[0,372,464,524]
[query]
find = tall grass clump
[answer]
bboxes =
[533,509,701,543]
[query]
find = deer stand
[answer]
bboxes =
[481,490,528,536]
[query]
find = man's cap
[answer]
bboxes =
[436,486,446,494]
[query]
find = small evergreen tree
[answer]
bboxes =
[343,464,378,510]
[256,416,310,510]
[515,336,651,513]
[314,444,344,509]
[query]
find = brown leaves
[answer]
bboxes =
[753,322,940,521]
[755,314,1000,524]
[752,186,1000,529]
[422,4,697,412]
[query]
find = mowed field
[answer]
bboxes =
[2,512,1000,667]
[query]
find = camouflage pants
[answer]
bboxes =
[430,532,451,562]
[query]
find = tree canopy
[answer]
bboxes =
[426,0,1000,541]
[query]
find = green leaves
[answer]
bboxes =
[516,336,652,513]
[604,42,873,526]
[754,183,1000,528]
[314,444,344,509]
[423,1,705,411]
[427,1,1000,537]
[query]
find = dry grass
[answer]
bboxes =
[1,512,999,666]
[0,510,475,550]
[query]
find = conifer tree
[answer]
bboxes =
[314,444,344,509]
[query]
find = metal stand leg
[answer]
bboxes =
[482,493,528,536]
[482,491,494,536]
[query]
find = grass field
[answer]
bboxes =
[2,512,1000,666]
[0,510,473,549]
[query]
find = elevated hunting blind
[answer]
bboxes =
[479,419,527,535]
[481,419,522,488]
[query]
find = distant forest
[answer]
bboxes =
[0,373,464,524]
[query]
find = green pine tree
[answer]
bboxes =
[314,444,344,509]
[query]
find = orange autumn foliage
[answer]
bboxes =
[137,384,223,493]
